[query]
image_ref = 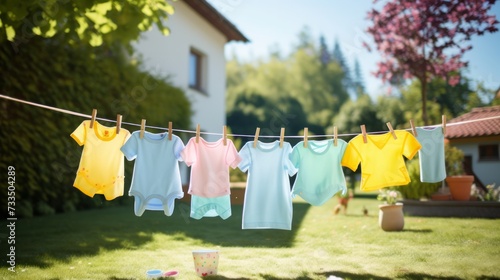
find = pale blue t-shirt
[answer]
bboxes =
[121,131,185,216]
[290,139,347,206]
[238,140,297,230]
[416,127,446,183]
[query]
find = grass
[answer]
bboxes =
[1,197,500,280]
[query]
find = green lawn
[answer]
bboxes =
[1,197,499,280]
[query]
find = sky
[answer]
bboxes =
[208,0,500,99]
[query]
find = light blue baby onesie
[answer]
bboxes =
[238,140,297,230]
[416,127,446,182]
[290,139,347,206]
[121,131,185,216]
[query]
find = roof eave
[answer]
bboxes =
[183,0,249,43]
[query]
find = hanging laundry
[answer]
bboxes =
[121,131,185,217]
[238,140,297,230]
[190,194,232,220]
[415,127,446,183]
[290,139,348,206]
[181,137,241,219]
[71,120,130,200]
[342,130,421,191]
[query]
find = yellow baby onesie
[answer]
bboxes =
[71,120,130,200]
[341,130,421,191]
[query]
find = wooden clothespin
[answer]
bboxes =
[168,121,173,141]
[140,119,146,139]
[303,127,308,148]
[253,127,260,148]
[116,114,122,134]
[442,115,446,135]
[410,119,417,137]
[195,124,200,143]
[386,122,397,140]
[89,109,97,128]
[279,128,285,148]
[223,125,227,146]
[334,126,338,147]
[360,125,367,143]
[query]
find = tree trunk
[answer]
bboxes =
[421,77,429,126]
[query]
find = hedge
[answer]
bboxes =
[0,37,191,217]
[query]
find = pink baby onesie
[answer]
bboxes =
[181,137,242,198]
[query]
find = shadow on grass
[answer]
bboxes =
[167,201,311,248]
[316,271,465,280]
[315,271,499,280]
[202,276,252,280]
[104,272,500,280]
[4,201,310,268]
[261,271,392,280]
[402,229,433,233]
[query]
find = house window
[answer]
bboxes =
[189,49,206,93]
[478,144,499,161]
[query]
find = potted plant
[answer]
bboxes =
[377,189,404,231]
[444,144,474,201]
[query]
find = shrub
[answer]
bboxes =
[0,37,191,217]
[396,157,441,200]
[17,201,34,218]
[445,144,465,176]
[35,201,56,216]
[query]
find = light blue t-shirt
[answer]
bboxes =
[290,139,347,206]
[238,140,297,230]
[416,127,446,183]
[121,131,185,216]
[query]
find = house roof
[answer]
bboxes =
[446,106,500,139]
[184,0,249,42]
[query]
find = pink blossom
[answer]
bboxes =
[448,75,460,86]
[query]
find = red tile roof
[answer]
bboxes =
[446,106,500,139]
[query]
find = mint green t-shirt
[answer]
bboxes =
[416,127,446,183]
[290,139,347,206]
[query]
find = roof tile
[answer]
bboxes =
[446,106,500,139]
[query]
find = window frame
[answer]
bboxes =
[478,144,499,162]
[188,48,207,94]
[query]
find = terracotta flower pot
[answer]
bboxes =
[379,203,404,231]
[446,175,474,201]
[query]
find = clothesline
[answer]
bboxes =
[1,93,499,139]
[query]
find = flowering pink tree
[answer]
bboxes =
[366,0,498,125]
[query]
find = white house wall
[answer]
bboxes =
[454,142,500,186]
[133,1,228,141]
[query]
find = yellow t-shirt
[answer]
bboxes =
[341,130,421,191]
[71,120,130,200]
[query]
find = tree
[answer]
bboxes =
[331,39,353,96]
[333,95,383,134]
[375,95,406,128]
[226,30,350,137]
[294,26,315,53]
[366,0,498,125]
[352,57,366,97]
[319,35,331,65]
[0,0,174,49]
[288,46,348,130]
